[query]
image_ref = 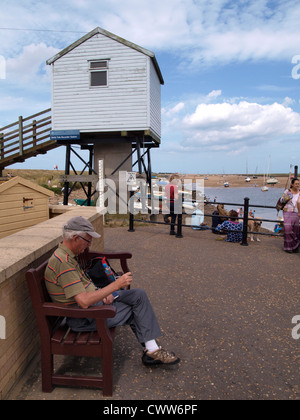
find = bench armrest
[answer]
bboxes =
[86,250,132,273]
[42,302,116,319]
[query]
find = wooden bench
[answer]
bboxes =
[26,249,132,397]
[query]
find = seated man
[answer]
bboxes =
[45,216,180,366]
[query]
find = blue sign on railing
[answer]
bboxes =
[50,130,80,141]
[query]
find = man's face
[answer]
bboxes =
[73,234,93,255]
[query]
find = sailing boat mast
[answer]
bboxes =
[266,155,279,185]
[261,162,269,191]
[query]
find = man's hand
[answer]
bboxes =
[103,294,115,305]
[116,272,132,289]
[75,272,133,309]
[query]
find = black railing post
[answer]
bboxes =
[128,191,135,232]
[241,197,249,246]
[63,144,71,206]
[176,214,183,238]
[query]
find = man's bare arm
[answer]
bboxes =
[75,273,132,309]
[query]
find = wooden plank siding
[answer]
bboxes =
[0,177,53,239]
[50,32,162,137]
[149,59,162,140]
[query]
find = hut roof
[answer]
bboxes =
[46,26,164,85]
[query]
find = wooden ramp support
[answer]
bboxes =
[0,109,59,174]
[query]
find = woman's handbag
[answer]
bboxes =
[276,197,287,212]
[276,168,293,212]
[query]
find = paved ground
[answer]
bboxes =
[9,224,299,400]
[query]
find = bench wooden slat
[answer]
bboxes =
[51,327,68,344]
[63,329,78,345]
[76,332,91,345]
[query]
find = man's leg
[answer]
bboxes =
[107,288,162,344]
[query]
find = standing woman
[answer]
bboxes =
[280,178,300,253]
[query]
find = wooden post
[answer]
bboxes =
[19,116,23,156]
[32,120,37,148]
[0,133,3,160]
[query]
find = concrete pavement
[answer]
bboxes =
[8,224,300,400]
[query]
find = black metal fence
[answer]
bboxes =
[129,196,284,246]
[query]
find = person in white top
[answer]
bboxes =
[280,178,300,253]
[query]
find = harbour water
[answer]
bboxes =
[203,187,284,231]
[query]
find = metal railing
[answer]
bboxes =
[129,196,284,245]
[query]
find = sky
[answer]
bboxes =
[1,0,300,175]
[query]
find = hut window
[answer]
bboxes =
[90,60,108,87]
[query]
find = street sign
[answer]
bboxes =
[50,130,80,141]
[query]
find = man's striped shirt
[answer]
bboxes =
[45,243,96,305]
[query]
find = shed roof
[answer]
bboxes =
[46,27,164,85]
[0,176,54,197]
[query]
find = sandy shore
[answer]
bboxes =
[3,168,289,190]
[182,174,288,189]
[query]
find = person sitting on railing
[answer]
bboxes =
[215,210,243,243]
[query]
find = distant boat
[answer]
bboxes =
[266,156,279,185]
[262,162,269,191]
[253,165,258,179]
[266,177,279,185]
[224,182,229,188]
[245,161,251,183]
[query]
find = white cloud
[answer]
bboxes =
[208,90,222,99]
[283,97,295,107]
[2,0,300,65]
[0,96,24,112]
[180,101,300,152]
[6,43,59,84]
[163,102,185,117]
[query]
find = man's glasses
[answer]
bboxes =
[77,235,92,245]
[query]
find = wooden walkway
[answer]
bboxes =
[0,109,59,174]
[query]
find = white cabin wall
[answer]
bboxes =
[51,33,151,133]
[149,59,162,139]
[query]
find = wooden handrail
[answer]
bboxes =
[0,108,58,170]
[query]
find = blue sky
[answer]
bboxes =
[1,0,300,174]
